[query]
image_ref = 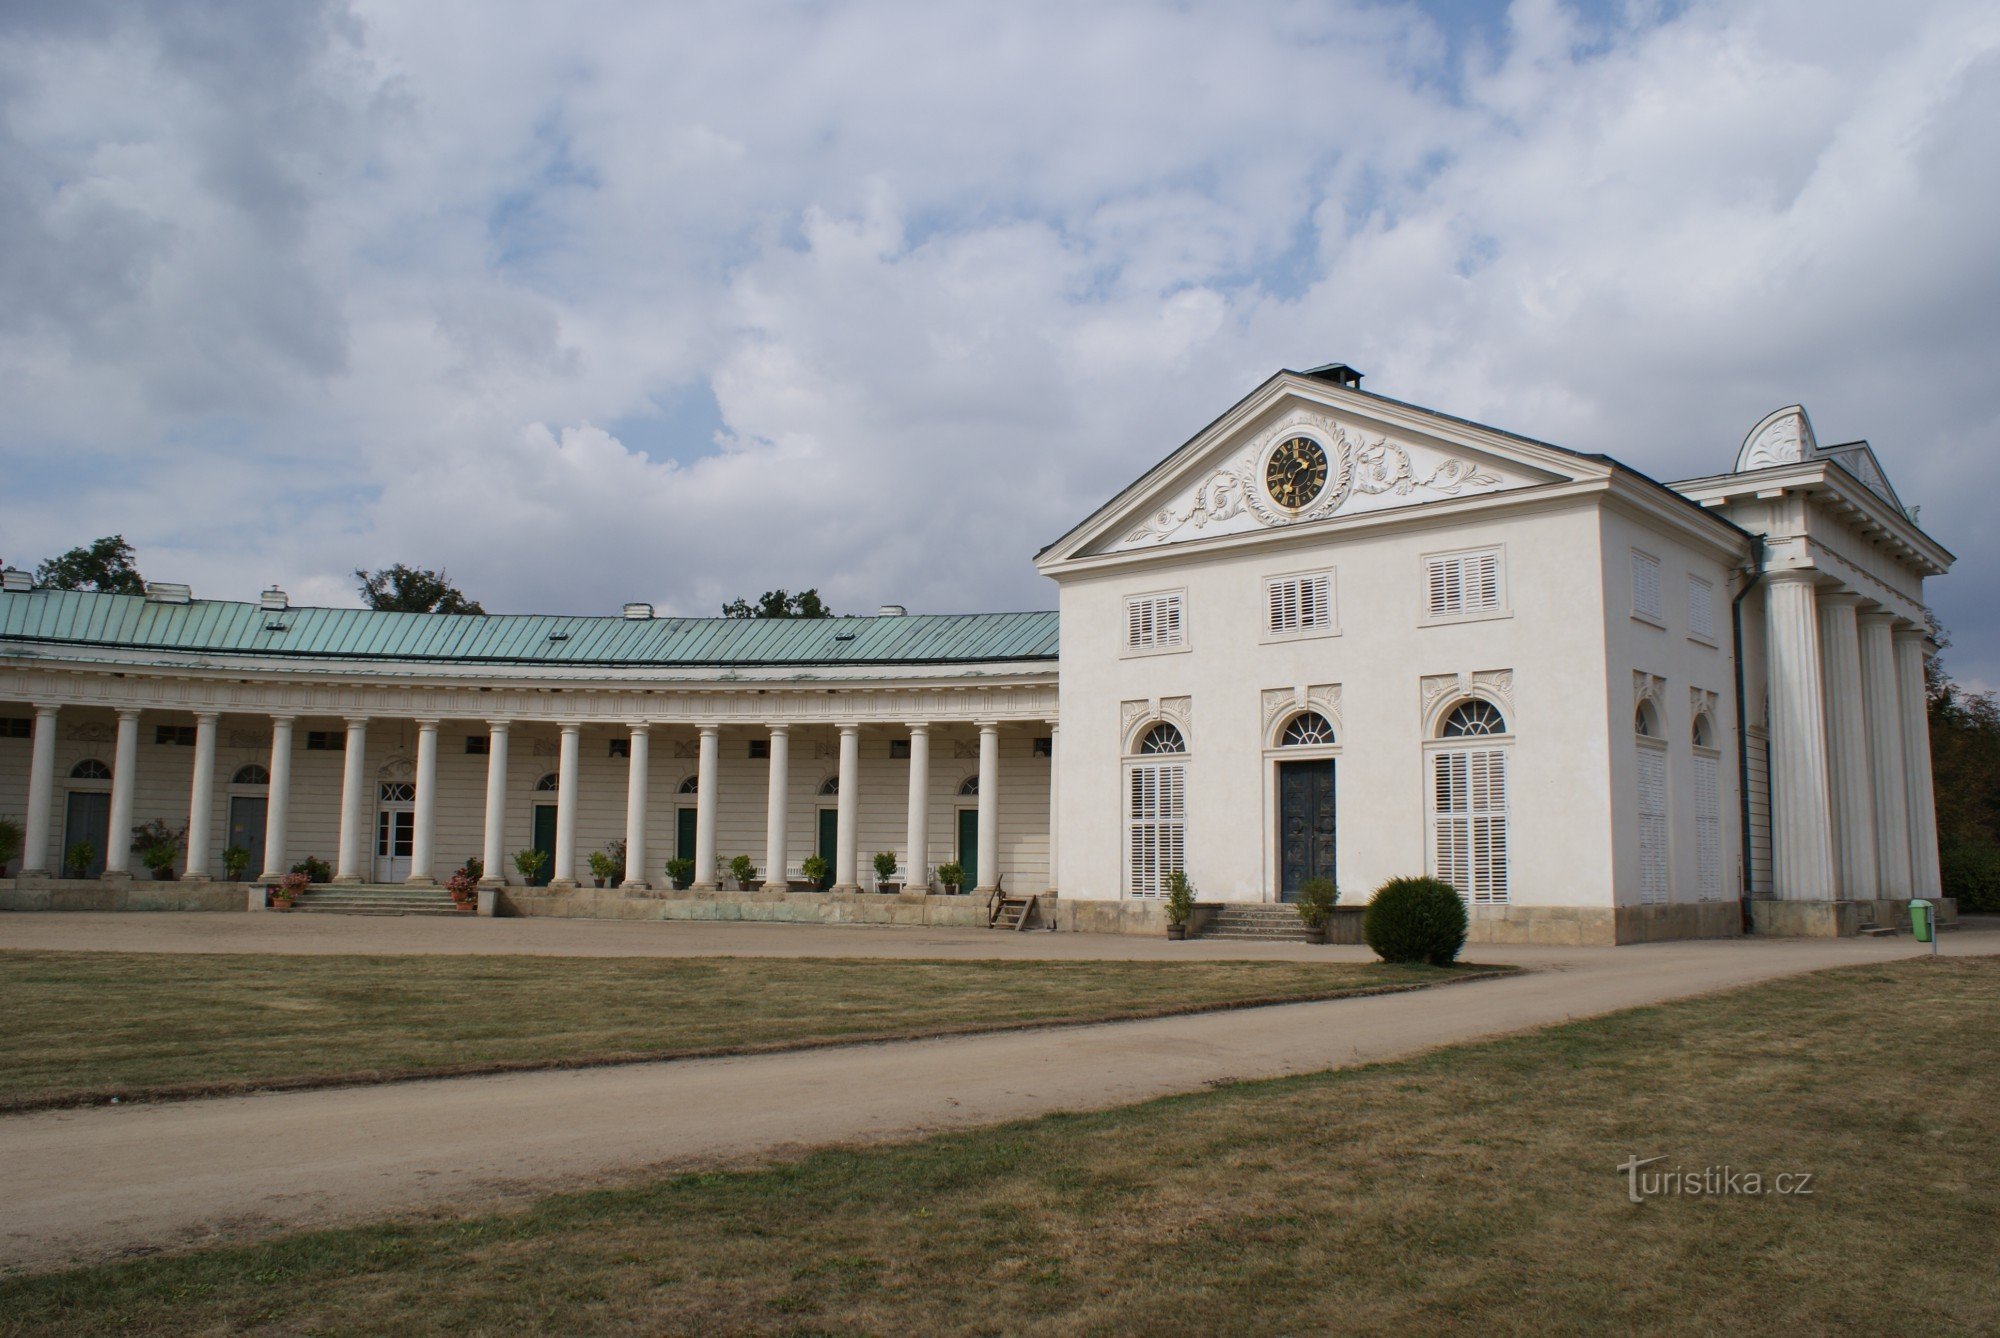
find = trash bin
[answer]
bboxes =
[1909,899,1934,944]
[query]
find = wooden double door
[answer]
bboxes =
[1277,759,1336,902]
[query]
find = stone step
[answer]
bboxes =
[290,905,467,916]
[1200,926,1313,939]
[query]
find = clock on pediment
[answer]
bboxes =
[1264,435,1329,511]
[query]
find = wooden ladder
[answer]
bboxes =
[989,892,1037,931]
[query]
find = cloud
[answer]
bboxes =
[2,0,1997,676]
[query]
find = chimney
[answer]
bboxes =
[143,581,192,604]
[1,568,30,593]
[876,604,907,617]
[1303,363,1364,390]
[259,586,289,612]
[623,602,654,620]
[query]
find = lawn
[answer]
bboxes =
[2,956,1993,1334]
[0,951,1486,1109]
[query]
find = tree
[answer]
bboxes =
[355,564,486,615]
[35,535,146,595]
[1926,619,2000,911]
[721,588,833,619]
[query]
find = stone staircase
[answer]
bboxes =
[1193,903,1314,942]
[286,884,467,916]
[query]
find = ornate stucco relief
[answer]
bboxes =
[1735,405,1817,471]
[1633,671,1666,710]
[1262,684,1343,736]
[1689,687,1718,721]
[1421,669,1515,732]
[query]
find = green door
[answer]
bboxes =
[530,805,557,887]
[816,809,838,890]
[677,808,697,862]
[957,809,978,890]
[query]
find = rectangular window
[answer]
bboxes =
[749,739,771,760]
[0,717,31,739]
[1431,748,1508,904]
[1637,743,1669,904]
[1632,550,1663,623]
[1424,549,1503,620]
[1124,591,1185,651]
[1693,752,1723,900]
[304,731,345,751]
[888,739,909,760]
[1126,761,1187,897]
[608,738,630,758]
[465,735,489,755]
[1032,736,1053,758]
[1687,574,1715,641]
[1266,572,1334,637]
[153,725,197,746]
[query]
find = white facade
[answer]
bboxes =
[0,371,1952,941]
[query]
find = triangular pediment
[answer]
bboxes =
[1041,373,1591,566]
[1819,440,1906,513]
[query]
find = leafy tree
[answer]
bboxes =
[722,588,833,619]
[1927,620,2000,911]
[35,535,146,594]
[355,564,486,615]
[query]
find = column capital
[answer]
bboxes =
[1816,589,1865,608]
[115,706,143,722]
[32,702,59,718]
[194,710,221,724]
[1891,623,1930,645]
[902,721,930,734]
[1764,567,1819,589]
[344,715,372,728]
[1856,608,1899,628]
[698,723,721,739]
[975,719,1001,733]
[486,718,512,732]
[766,722,791,737]
[413,717,441,730]
[269,713,297,726]
[836,721,862,735]
[626,720,652,735]
[559,719,584,734]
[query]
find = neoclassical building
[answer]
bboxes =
[0,367,1951,940]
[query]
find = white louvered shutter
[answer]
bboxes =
[1693,752,1722,899]
[1126,594,1184,650]
[1637,744,1668,904]
[1267,574,1332,635]
[1426,557,1460,617]
[1427,552,1500,618]
[1688,575,1714,641]
[1433,748,1509,904]
[1632,551,1662,620]
[1468,552,1500,612]
[1126,761,1187,896]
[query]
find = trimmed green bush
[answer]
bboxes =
[1942,838,2000,913]
[1363,876,1468,965]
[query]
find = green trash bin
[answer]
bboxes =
[1909,899,1934,944]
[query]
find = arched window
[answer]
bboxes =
[1440,700,1507,738]
[535,773,560,792]
[1635,700,1661,738]
[232,764,270,785]
[70,759,111,780]
[1279,712,1336,747]
[677,775,699,795]
[1691,713,1715,749]
[1136,722,1187,755]
[958,775,979,796]
[380,782,416,803]
[819,776,839,796]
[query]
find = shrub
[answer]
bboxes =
[663,857,695,889]
[1363,876,1468,965]
[802,854,831,887]
[1295,876,1338,929]
[0,816,23,872]
[587,850,618,882]
[290,855,333,884]
[65,841,97,877]
[221,845,251,880]
[446,866,479,899]
[1164,869,1196,927]
[729,854,757,885]
[873,850,899,881]
[1942,838,2000,913]
[463,855,483,884]
[934,860,964,890]
[513,848,550,883]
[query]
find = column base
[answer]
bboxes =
[477,877,505,890]
[256,872,287,885]
[182,873,214,886]
[99,870,135,883]
[333,875,363,885]
[404,875,437,888]
[619,879,652,891]
[974,883,1000,897]
[760,880,789,894]
[690,881,718,892]
[548,878,580,891]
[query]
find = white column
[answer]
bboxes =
[102,708,142,878]
[1763,572,1836,900]
[833,723,861,892]
[1895,627,1943,898]
[762,725,791,892]
[1858,612,1912,899]
[903,724,931,893]
[258,716,296,882]
[407,718,440,885]
[21,704,58,876]
[334,716,370,883]
[479,721,509,887]
[622,723,651,889]
[184,712,219,882]
[551,721,582,888]
[691,725,720,890]
[975,721,1001,895]
[1817,594,1878,898]
[1045,723,1060,894]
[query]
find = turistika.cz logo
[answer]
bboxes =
[1617,1155,1816,1204]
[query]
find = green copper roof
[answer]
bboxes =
[0,590,1059,668]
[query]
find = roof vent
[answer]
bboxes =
[877,604,906,617]
[144,582,193,605]
[1,568,30,593]
[259,586,288,612]
[623,602,654,620]
[547,631,570,642]
[1303,362,1364,390]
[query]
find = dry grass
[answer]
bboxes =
[0,950,1479,1109]
[3,955,1994,1334]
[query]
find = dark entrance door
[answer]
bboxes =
[815,809,838,889]
[227,796,267,881]
[1277,759,1336,901]
[957,808,979,889]
[63,791,110,876]
[530,804,557,886]
[677,808,697,862]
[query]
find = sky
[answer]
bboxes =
[2,0,1997,681]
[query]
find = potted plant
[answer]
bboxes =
[272,871,309,909]
[65,841,96,879]
[0,815,22,878]
[291,856,332,884]
[1296,876,1338,944]
[935,860,964,896]
[221,845,251,882]
[587,850,617,888]
[1165,869,1196,940]
[664,857,694,890]
[514,847,551,887]
[873,850,899,892]
[606,838,626,887]
[463,855,484,884]
[802,853,831,891]
[728,854,757,890]
[446,866,479,909]
[133,819,186,881]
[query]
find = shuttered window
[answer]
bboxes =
[1431,747,1508,904]
[1693,752,1723,900]
[1424,550,1502,619]
[1266,572,1333,636]
[1687,574,1715,641]
[1126,761,1187,897]
[1632,550,1663,622]
[1637,743,1669,904]
[1125,592,1185,650]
